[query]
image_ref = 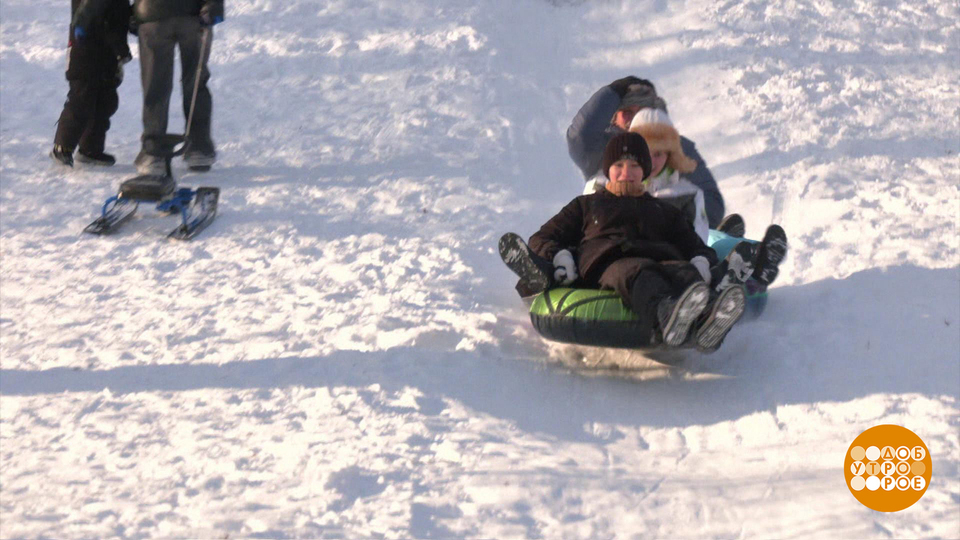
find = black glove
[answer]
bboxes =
[129,15,139,36]
[608,76,644,98]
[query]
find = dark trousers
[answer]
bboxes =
[54,76,120,155]
[597,258,703,331]
[138,16,214,157]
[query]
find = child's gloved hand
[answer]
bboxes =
[552,249,578,286]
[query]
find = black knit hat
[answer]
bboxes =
[601,132,652,180]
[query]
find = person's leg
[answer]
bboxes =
[137,20,177,173]
[598,258,708,347]
[659,260,706,291]
[636,261,710,347]
[53,77,98,164]
[77,75,120,162]
[598,258,659,311]
[176,17,216,164]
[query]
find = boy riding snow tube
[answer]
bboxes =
[500,133,757,353]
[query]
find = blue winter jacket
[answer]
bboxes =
[566,85,725,227]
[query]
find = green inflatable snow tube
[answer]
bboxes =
[529,288,655,348]
[527,230,767,349]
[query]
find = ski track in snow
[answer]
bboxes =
[2,0,958,538]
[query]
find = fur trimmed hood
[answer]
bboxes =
[628,108,697,174]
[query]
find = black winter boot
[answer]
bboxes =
[712,241,757,293]
[50,145,73,167]
[499,233,553,295]
[717,213,746,237]
[76,151,116,166]
[754,225,788,286]
[695,285,746,352]
[656,281,710,347]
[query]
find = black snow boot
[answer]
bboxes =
[717,213,746,237]
[711,241,757,293]
[185,148,216,172]
[656,281,710,347]
[498,233,553,296]
[76,151,116,166]
[50,145,73,167]
[695,285,746,353]
[754,225,788,286]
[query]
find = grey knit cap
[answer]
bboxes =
[620,83,669,113]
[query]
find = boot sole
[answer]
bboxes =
[498,233,550,293]
[76,155,115,166]
[50,152,73,167]
[662,282,710,347]
[185,154,216,167]
[717,214,745,237]
[697,285,746,351]
[755,225,788,285]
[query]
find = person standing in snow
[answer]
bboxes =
[566,77,729,229]
[500,133,747,352]
[51,0,133,168]
[131,0,223,174]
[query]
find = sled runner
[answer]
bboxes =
[83,135,219,240]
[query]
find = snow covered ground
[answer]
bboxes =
[2,0,958,537]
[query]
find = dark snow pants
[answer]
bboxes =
[54,46,120,155]
[596,258,703,332]
[137,16,214,159]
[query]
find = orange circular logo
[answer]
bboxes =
[845,425,932,512]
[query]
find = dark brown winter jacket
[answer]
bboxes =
[133,0,223,24]
[528,188,718,284]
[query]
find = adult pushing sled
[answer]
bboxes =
[83,27,218,240]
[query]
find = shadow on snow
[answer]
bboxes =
[4,265,957,443]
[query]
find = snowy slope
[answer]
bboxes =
[1,0,958,538]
